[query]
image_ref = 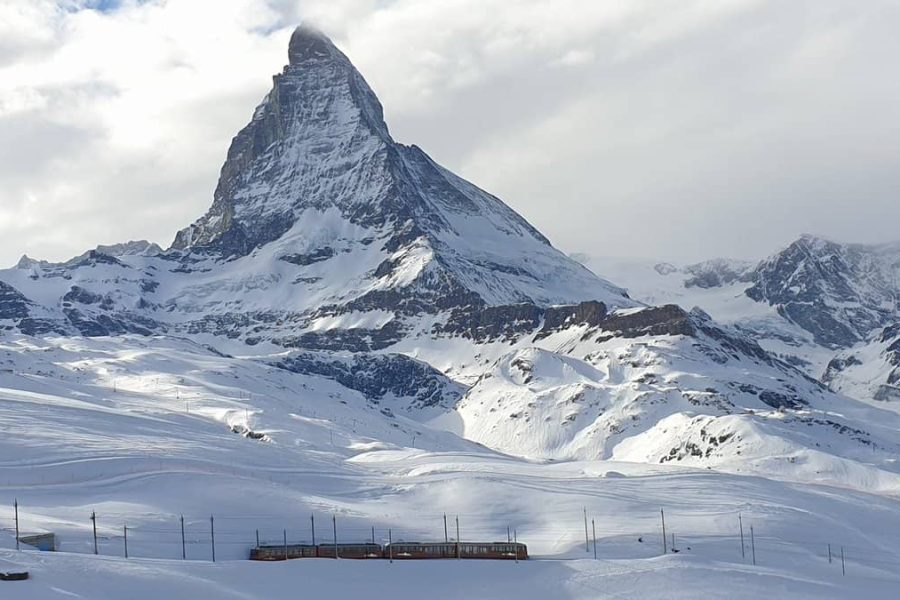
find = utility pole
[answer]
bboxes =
[181,515,186,559]
[444,513,448,543]
[14,499,19,551]
[256,529,260,549]
[283,529,288,561]
[371,525,375,545]
[583,507,590,553]
[750,525,756,566]
[210,516,216,562]
[91,511,98,555]
[388,529,393,563]
[660,509,667,555]
[333,514,338,559]
[739,514,745,559]
[456,516,461,560]
[828,543,832,564]
[592,519,598,560]
[124,525,128,559]
[311,514,316,545]
[507,525,511,544]
[514,529,519,564]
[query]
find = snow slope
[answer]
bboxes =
[2,335,900,598]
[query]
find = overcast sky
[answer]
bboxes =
[2,0,899,267]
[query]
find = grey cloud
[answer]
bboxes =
[1,0,899,266]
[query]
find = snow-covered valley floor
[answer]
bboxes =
[1,335,899,598]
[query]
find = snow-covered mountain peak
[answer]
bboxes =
[163,27,632,314]
[748,235,899,347]
[0,26,633,344]
[288,23,342,64]
[170,26,392,256]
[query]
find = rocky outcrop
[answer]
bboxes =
[682,258,754,289]
[595,305,695,340]
[746,235,899,348]
[277,351,465,410]
[280,248,335,266]
[436,300,609,343]
[0,281,31,321]
[436,303,543,342]
[540,301,608,334]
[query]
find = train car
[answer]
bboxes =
[250,544,317,561]
[384,541,528,560]
[316,542,382,559]
[385,542,457,559]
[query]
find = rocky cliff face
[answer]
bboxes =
[0,281,30,322]
[747,235,899,348]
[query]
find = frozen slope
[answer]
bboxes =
[2,336,900,598]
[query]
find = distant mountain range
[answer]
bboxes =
[579,234,900,405]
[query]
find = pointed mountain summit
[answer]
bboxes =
[0,26,634,344]
[171,25,631,311]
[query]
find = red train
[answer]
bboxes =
[249,541,528,561]
[386,541,527,560]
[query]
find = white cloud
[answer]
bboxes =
[1,0,899,266]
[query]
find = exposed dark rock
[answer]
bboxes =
[437,300,608,343]
[277,350,465,409]
[62,286,104,305]
[758,390,805,409]
[341,275,486,316]
[888,369,900,386]
[280,247,335,266]
[17,318,65,336]
[746,235,897,348]
[186,311,285,340]
[595,305,695,340]
[437,303,542,342]
[539,301,608,335]
[874,385,900,402]
[373,258,398,278]
[654,263,678,275]
[822,355,863,384]
[63,308,157,337]
[690,309,773,365]
[682,259,754,289]
[0,281,31,320]
[281,321,405,352]
[65,250,125,269]
[879,323,900,343]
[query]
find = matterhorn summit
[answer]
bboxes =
[170,24,629,315]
